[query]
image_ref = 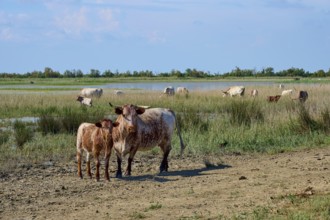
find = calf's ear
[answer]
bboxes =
[115,107,123,115]
[95,122,102,127]
[113,122,120,127]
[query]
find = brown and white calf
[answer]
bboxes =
[77,96,92,107]
[76,119,119,181]
[112,104,185,178]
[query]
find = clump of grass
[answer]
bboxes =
[319,107,330,133]
[145,202,162,212]
[13,120,34,148]
[0,130,10,145]
[38,106,105,135]
[225,99,264,127]
[38,115,62,135]
[177,111,210,133]
[290,104,325,134]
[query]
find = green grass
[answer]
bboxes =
[237,193,330,220]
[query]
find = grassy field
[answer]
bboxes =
[1,82,330,159]
[0,79,330,219]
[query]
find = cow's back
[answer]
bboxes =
[137,108,176,150]
[77,123,94,151]
[80,88,103,98]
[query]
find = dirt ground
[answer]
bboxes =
[1,148,329,220]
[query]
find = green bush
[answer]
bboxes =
[0,130,10,145]
[13,120,34,148]
[225,99,264,127]
[38,115,61,135]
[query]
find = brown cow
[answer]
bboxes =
[267,95,281,102]
[76,119,119,181]
[292,90,308,103]
[112,104,185,178]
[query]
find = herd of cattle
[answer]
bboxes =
[75,85,309,181]
[219,85,308,103]
[77,85,308,106]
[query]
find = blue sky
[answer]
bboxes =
[1,0,329,74]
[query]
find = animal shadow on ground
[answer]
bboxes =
[122,164,232,183]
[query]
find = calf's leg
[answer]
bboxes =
[77,150,83,179]
[94,151,101,182]
[86,152,92,179]
[104,149,111,181]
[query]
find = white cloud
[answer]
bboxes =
[147,31,166,44]
[53,7,89,36]
[0,28,14,40]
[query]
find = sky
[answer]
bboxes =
[1,0,330,74]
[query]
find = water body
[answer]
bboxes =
[99,81,277,91]
[0,81,279,91]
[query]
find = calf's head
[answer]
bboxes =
[115,104,145,133]
[95,118,119,130]
[76,96,84,102]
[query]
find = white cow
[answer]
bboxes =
[163,86,175,96]
[281,89,293,96]
[114,90,124,95]
[222,86,245,97]
[77,96,92,107]
[176,87,189,94]
[80,88,103,98]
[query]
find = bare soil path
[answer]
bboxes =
[1,148,329,220]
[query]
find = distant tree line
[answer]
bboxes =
[1,66,330,78]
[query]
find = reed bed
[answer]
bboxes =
[0,84,330,171]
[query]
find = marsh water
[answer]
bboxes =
[0,81,278,91]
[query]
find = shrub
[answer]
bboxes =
[290,104,319,133]
[0,130,10,145]
[13,120,34,148]
[319,107,330,133]
[38,115,61,135]
[225,99,264,127]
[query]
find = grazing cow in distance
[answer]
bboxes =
[176,87,189,94]
[281,89,294,96]
[279,84,284,89]
[292,90,309,103]
[163,86,175,96]
[267,95,281,103]
[111,104,185,177]
[250,89,258,97]
[222,86,245,97]
[114,90,124,95]
[77,96,92,107]
[80,88,103,98]
[76,119,119,181]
